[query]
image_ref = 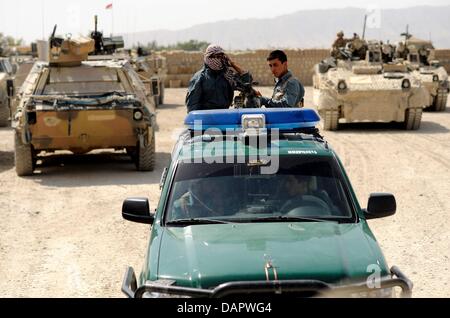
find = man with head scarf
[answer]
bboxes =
[186,44,247,113]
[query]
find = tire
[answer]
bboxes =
[431,90,448,112]
[438,91,448,111]
[323,110,339,131]
[135,134,155,172]
[0,103,9,127]
[404,108,422,130]
[14,133,35,176]
[412,108,422,130]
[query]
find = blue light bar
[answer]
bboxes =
[185,108,320,131]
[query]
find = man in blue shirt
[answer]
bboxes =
[186,45,246,113]
[256,50,305,108]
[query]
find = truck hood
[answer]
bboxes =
[155,222,389,289]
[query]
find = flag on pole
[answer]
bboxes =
[106,3,113,10]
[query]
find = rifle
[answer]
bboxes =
[232,72,261,108]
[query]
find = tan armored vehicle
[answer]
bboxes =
[12,30,157,176]
[131,48,167,107]
[314,39,429,131]
[0,57,16,126]
[396,36,448,111]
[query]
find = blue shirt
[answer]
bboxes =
[261,71,305,108]
[186,66,234,113]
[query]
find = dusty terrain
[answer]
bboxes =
[0,87,449,297]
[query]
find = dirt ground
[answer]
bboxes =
[0,87,449,298]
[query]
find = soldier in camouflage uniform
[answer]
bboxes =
[331,31,349,59]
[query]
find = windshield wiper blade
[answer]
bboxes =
[251,216,339,223]
[166,218,234,226]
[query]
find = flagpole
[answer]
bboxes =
[41,0,45,40]
[111,1,114,36]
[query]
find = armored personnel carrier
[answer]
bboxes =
[314,39,429,131]
[12,28,157,176]
[131,48,167,107]
[396,34,448,112]
[0,57,16,126]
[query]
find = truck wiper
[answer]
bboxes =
[251,216,339,224]
[166,218,234,227]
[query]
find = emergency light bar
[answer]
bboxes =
[185,108,320,131]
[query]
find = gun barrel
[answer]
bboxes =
[94,15,98,33]
[51,24,57,38]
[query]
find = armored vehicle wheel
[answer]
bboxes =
[436,90,448,111]
[323,110,339,131]
[135,135,155,172]
[404,108,422,130]
[0,103,9,127]
[158,84,165,105]
[14,133,35,176]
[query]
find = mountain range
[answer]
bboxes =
[122,6,450,50]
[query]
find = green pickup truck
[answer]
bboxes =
[121,108,412,298]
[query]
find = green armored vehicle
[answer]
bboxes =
[121,108,413,298]
[396,35,448,112]
[314,39,429,131]
[13,30,156,176]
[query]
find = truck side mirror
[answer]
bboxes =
[364,193,396,220]
[6,79,15,98]
[151,77,159,97]
[122,198,154,225]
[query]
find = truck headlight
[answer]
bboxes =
[133,110,144,121]
[337,80,347,91]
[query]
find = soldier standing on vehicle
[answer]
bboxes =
[331,31,348,59]
[186,44,247,113]
[395,42,409,60]
[255,50,305,108]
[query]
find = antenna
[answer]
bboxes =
[400,24,411,45]
[362,14,367,40]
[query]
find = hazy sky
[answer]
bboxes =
[0,0,448,43]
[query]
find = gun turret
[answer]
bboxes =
[49,25,64,49]
[89,15,124,55]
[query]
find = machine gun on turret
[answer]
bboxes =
[90,15,124,55]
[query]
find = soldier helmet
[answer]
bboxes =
[337,31,344,37]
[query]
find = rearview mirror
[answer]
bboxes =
[6,79,15,98]
[151,77,159,97]
[122,198,154,224]
[364,193,396,220]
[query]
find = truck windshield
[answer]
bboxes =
[165,156,356,224]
